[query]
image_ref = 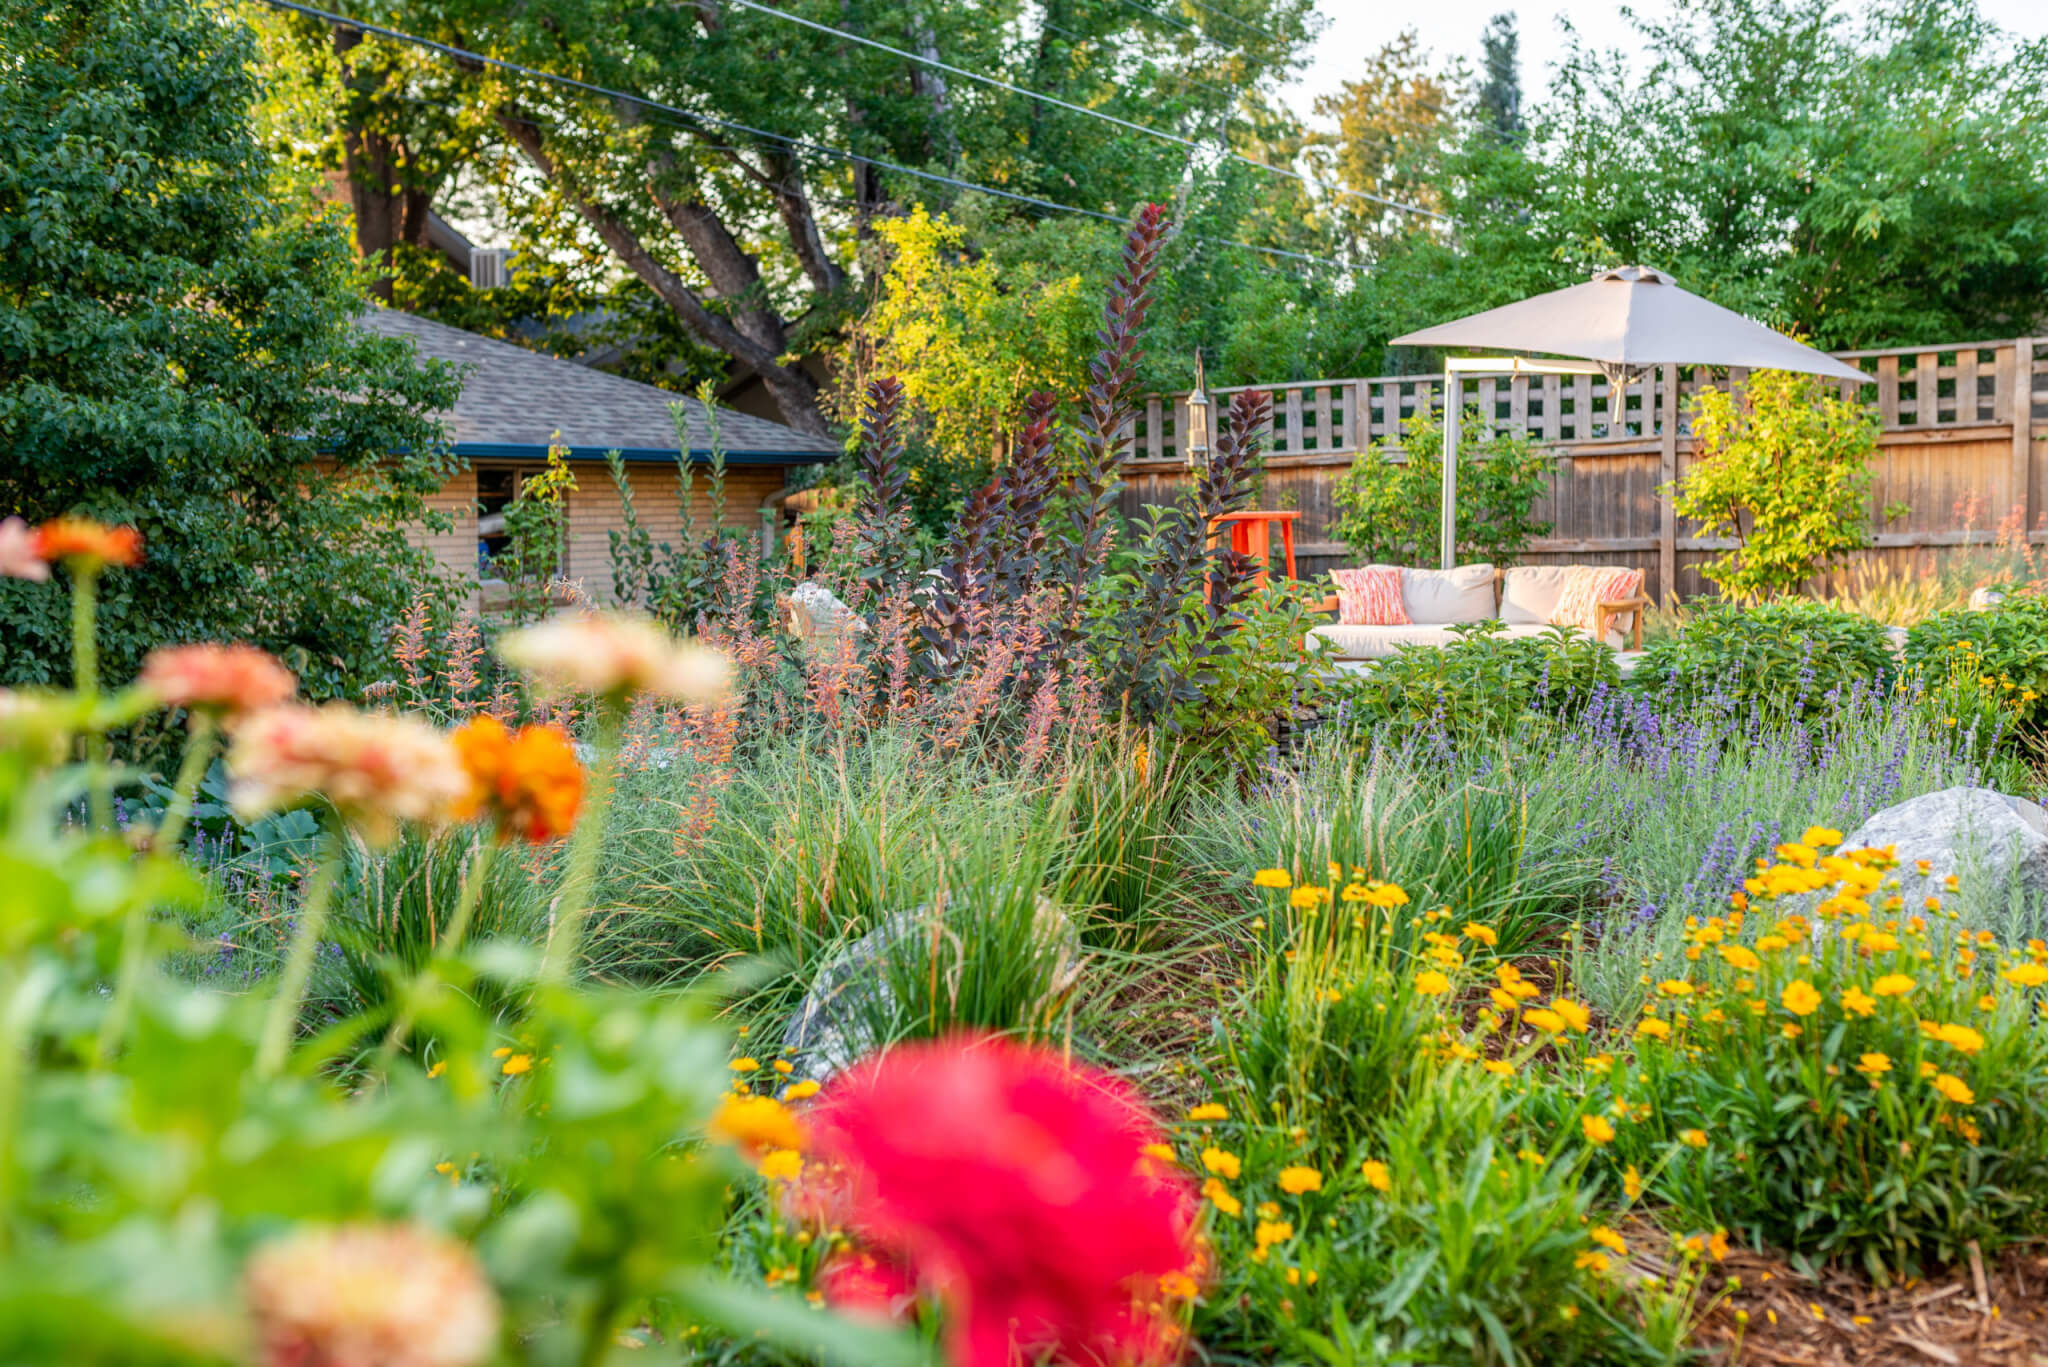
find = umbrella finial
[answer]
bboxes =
[1594,264,1670,286]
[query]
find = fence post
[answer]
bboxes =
[2017,339,2040,532]
[1659,363,1679,609]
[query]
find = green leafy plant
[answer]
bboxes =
[1670,370,1882,600]
[0,0,462,701]
[1631,599,1894,719]
[1332,621,1619,740]
[1332,410,1554,567]
[492,440,577,625]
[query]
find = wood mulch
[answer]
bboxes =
[1637,1237,2048,1365]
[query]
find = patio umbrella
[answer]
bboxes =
[1390,265,1869,568]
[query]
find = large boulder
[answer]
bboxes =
[781,899,1082,1084]
[1841,786,2048,915]
[776,581,864,659]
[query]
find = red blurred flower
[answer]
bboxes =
[817,1250,919,1323]
[140,643,296,718]
[808,1034,1197,1367]
[32,517,143,568]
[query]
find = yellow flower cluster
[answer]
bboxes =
[1615,832,2048,1145]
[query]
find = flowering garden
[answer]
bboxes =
[10,204,2048,1367]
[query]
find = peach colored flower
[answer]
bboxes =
[243,1223,498,1367]
[498,613,730,703]
[227,704,466,844]
[139,643,296,717]
[0,517,49,580]
[31,517,143,568]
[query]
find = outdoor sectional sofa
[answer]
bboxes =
[1309,563,1651,661]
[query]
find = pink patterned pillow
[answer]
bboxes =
[1550,567,1644,636]
[1330,567,1409,626]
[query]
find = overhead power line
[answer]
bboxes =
[254,0,1370,276]
[722,0,1448,221]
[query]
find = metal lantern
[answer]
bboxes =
[1184,354,1211,471]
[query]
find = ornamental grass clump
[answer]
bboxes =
[1555,833,2048,1278]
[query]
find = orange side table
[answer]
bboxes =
[1209,510,1300,591]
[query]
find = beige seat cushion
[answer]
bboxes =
[1499,565,1576,625]
[1309,622,1470,659]
[1310,620,1623,659]
[1501,564,1640,645]
[1398,563,1496,623]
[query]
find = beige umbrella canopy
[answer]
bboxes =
[1394,265,1867,381]
[1390,265,1870,568]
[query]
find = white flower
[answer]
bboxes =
[498,613,731,703]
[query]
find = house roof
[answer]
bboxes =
[358,306,840,465]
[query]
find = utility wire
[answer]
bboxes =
[254,0,1369,275]
[722,0,1448,221]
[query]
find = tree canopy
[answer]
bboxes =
[0,0,460,698]
[251,0,1329,433]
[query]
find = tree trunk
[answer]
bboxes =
[333,27,435,301]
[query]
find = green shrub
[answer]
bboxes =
[1631,599,1893,718]
[1904,592,2048,741]
[1332,410,1554,567]
[1332,620,1618,740]
[0,0,461,701]
[1670,370,1882,599]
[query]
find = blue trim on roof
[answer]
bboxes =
[454,441,837,466]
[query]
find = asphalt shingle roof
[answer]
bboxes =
[358,306,838,463]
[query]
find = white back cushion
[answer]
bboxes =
[1399,563,1496,623]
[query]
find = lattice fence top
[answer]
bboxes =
[1124,339,2048,464]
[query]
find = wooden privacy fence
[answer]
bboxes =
[1116,338,2048,604]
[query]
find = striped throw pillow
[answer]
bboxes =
[1330,566,1409,626]
[1550,567,1644,637]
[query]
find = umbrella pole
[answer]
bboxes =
[1439,371,1459,570]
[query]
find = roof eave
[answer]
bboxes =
[454,441,838,466]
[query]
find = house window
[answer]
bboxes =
[475,465,521,576]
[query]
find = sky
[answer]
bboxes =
[1283,0,2048,117]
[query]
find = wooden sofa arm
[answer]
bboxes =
[1313,592,1340,614]
[1596,593,1653,651]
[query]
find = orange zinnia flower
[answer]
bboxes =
[450,715,584,844]
[32,517,143,568]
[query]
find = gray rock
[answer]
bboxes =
[1968,586,2008,612]
[782,899,1082,1083]
[777,581,864,659]
[1841,786,2048,917]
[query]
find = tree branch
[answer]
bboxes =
[494,107,830,435]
